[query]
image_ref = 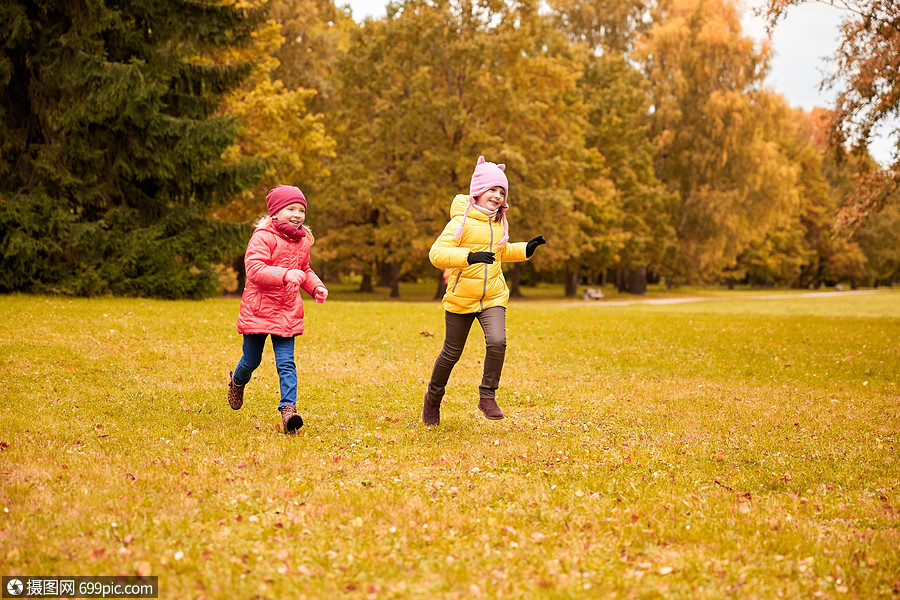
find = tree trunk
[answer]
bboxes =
[378,261,392,287]
[509,264,522,298]
[850,277,858,290]
[389,261,400,298]
[812,267,822,289]
[527,264,538,288]
[616,268,627,293]
[359,272,374,292]
[233,254,246,294]
[629,267,647,295]
[434,270,447,300]
[565,269,578,297]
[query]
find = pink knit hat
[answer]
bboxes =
[469,156,509,199]
[456,156,510,246]
[266,185,307,216]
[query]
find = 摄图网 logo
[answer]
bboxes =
[6,578,24,596]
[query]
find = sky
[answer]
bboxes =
[338,0,896,165]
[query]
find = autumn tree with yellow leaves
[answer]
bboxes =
[315,0,613,297]
[763,0,899,250]
[638,0,801,283]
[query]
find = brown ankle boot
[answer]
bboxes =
[422,392,441,426]
[478,397,504,420]
[227,371,244,410]
[279,405,303,433]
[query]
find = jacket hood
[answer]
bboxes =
[449,194,491,221]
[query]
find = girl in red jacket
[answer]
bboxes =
[227,185,328,433]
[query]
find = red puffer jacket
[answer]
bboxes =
[237,221,324,337]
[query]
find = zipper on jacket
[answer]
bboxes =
[451,270,462,293]
[479,220,493,311]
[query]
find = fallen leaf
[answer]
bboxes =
[659,566,673,575]
[89,548,106,560]
[136,562,152,576]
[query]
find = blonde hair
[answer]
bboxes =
[255,215,315,245]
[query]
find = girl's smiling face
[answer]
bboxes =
[273,202,306,227]
[474,186,506,211]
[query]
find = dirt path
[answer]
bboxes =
[566,289,886,307]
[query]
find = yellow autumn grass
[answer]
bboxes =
[0,289,897,598]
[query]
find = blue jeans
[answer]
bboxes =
[232,334,297,409]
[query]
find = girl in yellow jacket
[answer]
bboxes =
[423,156,546,425]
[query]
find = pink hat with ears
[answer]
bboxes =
[469,156,509,200]
[456,156,510,246]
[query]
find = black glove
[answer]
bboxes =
[467,251,495,265]
[526,235,546,258]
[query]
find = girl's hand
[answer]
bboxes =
[526,235,546,258]
[314,286,328,304]
[467,251,495,264]
[284,269,306,286]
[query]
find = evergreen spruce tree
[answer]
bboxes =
[0,0,264,297]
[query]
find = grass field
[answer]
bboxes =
[1,289,898,599]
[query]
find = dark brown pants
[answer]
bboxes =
[427,306,507,402]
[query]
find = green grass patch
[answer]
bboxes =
[1,290,898,598]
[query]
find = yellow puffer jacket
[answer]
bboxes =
[429,194,529,314]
